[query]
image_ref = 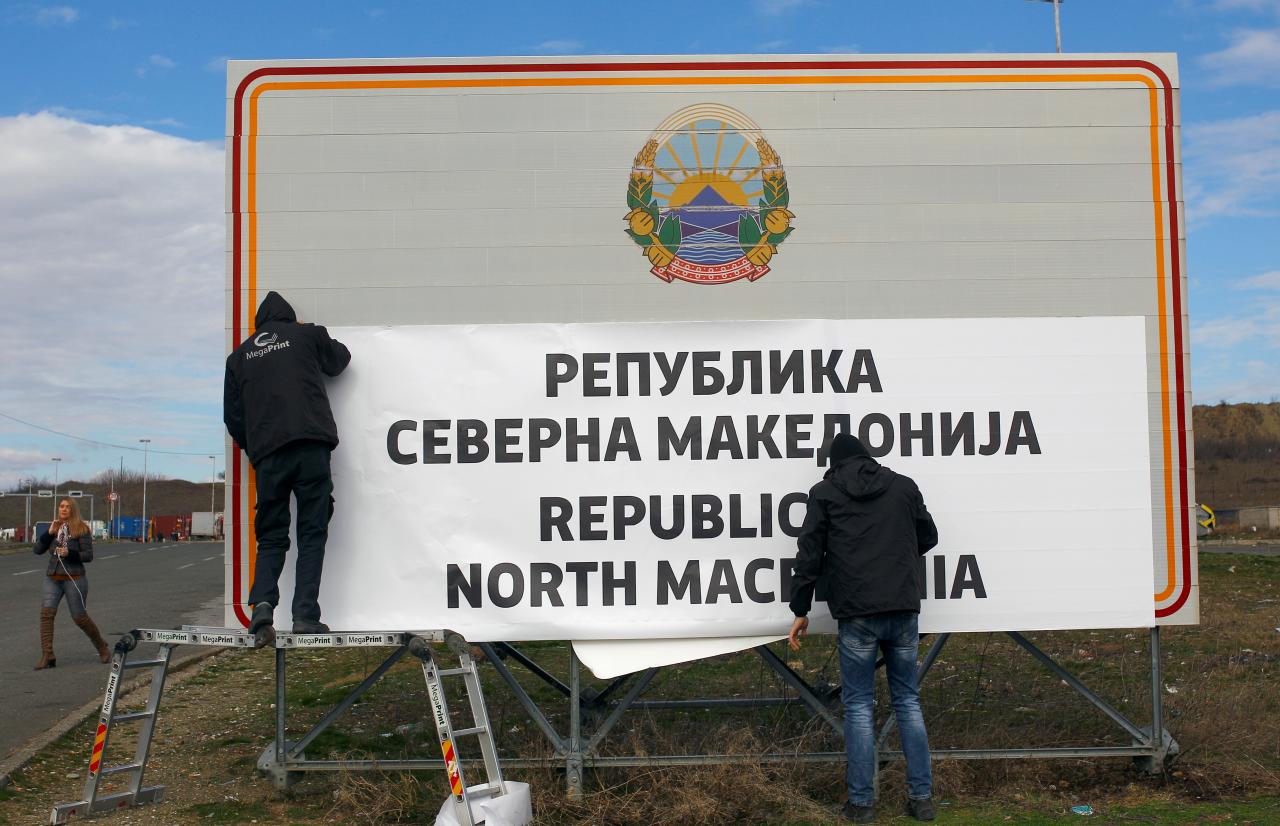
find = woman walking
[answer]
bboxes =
[33,497,111,669]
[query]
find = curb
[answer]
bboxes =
[0,644,233,788]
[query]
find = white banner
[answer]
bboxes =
[268,316,1155,640]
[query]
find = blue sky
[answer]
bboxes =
[1,0,1277,489]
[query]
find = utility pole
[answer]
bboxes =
[51,457,61,518]
[139,439,151,542]
[209,454,217,515]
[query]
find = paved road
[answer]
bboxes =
[1201,541,1280,556]
[0,540,225,764]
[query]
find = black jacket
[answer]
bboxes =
[223,292,351,463]
[789,456,938,619]
[34,529,94,578]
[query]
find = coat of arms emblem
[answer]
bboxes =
[625,103,794,284]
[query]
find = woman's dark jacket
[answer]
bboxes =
[789,455,938,619]
[34,529,94,578]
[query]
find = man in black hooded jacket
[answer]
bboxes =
[788,433,939,823]
[224,291,351,645]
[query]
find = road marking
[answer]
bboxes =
[128,550,140,555]
[204,555,220,561]
[178,563,195,570]
[100,554,118,559]
[12,569,41,576]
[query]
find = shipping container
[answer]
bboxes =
[150,515,188,542]
[190,511,223,539]
[112,516,144,540]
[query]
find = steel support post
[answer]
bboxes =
[276,647,286,765]
[566,649,584,796]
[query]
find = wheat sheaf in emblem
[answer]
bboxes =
[625,103,794,284]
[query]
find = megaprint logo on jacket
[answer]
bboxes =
[247,330,290,360]
[624,103,794,285]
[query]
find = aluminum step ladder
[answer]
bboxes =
[410,632,506,826]
[50,634,173,824]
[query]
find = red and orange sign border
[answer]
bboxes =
[228,57,1192,628]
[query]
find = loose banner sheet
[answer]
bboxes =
[269,316,1155,640]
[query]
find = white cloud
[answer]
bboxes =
[753,0,815,15]
[820,43,860,54]
[534,39,584,53]
[33,5,77,25]
[0,113,224,487]
[1200,28,1280,86]
[149,54,176,69]
[0,447,49,482]
[205,56,229,73]
[1239,270,1280,289]
[757,39,790,51]
[1182,109,1280,220]
[1211,0,1280,13]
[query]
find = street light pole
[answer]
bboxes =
[51,458,61,518]
[25,478,32,541]
[209,455,217,515]
[139,439,151,542]
[1027,0,1064,54]
[1052,0,1062,54]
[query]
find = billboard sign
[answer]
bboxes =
[225,54,1194,638]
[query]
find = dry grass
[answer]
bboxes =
[0,555,1276,825]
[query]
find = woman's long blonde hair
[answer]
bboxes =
[59,498,90,538]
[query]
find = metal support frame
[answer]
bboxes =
[473,627,1176,791]
[55,623,1178,821]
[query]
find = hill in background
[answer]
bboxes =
[1,476,222,532]
[1193,401,1280,508]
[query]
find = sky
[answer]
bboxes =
[0,0,1277,491]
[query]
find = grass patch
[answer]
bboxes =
[183,799,272,822]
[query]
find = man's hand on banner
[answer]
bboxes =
[788,616,808,651]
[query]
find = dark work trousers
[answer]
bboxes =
[248,440,335,622]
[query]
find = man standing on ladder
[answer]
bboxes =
[788,433,939,823]
[224,291,351,646]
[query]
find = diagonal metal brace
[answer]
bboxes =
[754,644,842,735]
[1006,631,1149,744]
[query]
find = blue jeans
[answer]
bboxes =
[838,611,932,805]
[42,575,89,617]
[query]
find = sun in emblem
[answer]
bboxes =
[625,103,794,284]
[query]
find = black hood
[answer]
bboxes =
[255,291,296,326]
[826,455,896,501]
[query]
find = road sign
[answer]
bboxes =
[38,490,53,498]
[68,490,84,497]
[107,492,119,502]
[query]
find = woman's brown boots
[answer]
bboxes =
[73,614,112,663]
[35,607,57,669]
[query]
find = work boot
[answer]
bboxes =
[906,797,936,822]
[34,607,57,669]
[72,614,111,663]
[292,619,330,634]
[841,802,876,823]
[249,602,275,649]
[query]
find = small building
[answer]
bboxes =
[1236,506,1280,530]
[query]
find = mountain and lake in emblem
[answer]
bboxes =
[624,103,794,284]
